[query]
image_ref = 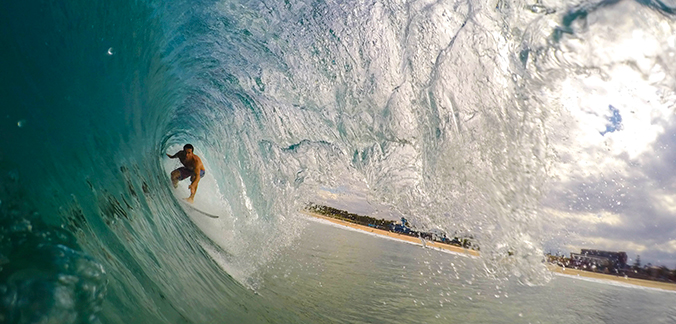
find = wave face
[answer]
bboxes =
[1,0,675,322]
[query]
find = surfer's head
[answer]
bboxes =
[183,144,194,155]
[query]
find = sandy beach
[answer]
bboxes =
[303,211,481,257]
[305,211,676,292]
[547,265,676,292]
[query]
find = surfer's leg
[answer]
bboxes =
[172,167,192,188]
[170,169,181,188]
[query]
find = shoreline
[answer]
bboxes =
[303,211,480,257]
[547,265,676,292]
[304,211,676,292]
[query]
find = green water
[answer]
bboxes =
[256,221,676,323]
[2,0,676,322]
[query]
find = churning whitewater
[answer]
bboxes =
[1,0,676,323]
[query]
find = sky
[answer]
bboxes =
[542,67,676,268]
[539,2,676,268]
[312,1,676,268]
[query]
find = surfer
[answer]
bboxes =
[167,144,205,203]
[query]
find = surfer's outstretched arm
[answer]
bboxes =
[167,152,178,158]
[186,167,203,203]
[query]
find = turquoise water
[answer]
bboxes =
[1,0,675,323]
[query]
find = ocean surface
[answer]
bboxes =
[1,0,675,323]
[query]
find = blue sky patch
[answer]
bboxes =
[600,105,622,136]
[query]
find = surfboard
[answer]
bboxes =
[179,200,220,218]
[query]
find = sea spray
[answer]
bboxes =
[2,0,676,322]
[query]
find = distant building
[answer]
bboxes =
[570,249,628,270]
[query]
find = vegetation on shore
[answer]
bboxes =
[305,203,478,250]
[305,204,676,287]
[546,254,676,284]
[305,203,676,287]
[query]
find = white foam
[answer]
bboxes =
[163,145,228,215]
[162,145,238,254]
[552,271,676,294]
[198,239,257,291]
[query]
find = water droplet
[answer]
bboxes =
[107,47,114,55]
[17,119,26,127]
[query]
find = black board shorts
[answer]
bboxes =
[177,167,205,180]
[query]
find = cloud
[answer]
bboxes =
[655,240,676,255]
[562,236,649,254]
[543,116,676,266]
[542,208,623,227]
[540,32,676,267]
[316,187,341,201]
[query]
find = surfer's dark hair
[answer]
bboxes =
[184,144,194,151]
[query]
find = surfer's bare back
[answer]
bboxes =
[167,144,205,204]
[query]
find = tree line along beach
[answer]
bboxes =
[303,203,676,292]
